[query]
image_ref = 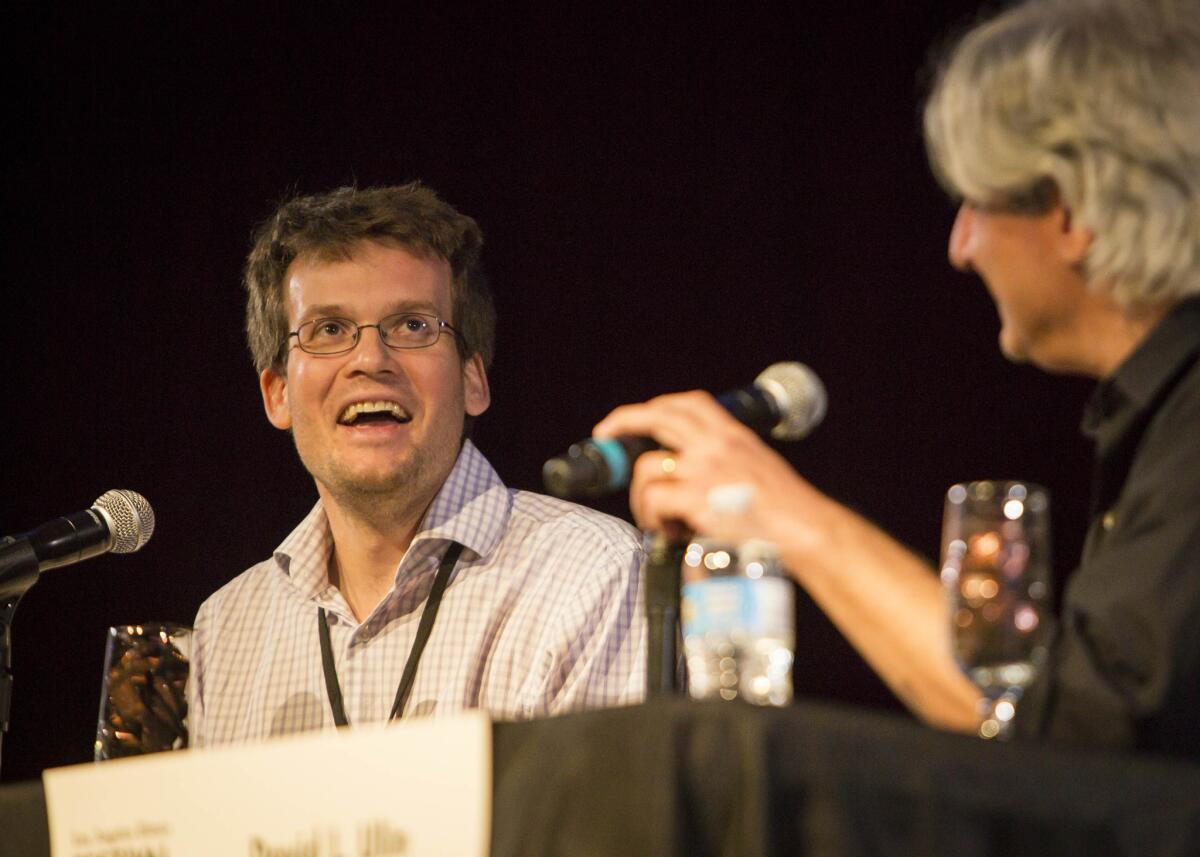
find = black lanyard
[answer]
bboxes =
[317,541,465,726]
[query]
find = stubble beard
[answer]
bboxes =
[299,439,451,532]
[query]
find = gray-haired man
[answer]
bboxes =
[595,0,1200,758]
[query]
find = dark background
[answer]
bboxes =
[2,2,1095,781]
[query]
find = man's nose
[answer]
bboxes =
[948,203,975,271]
[347,324,398,367]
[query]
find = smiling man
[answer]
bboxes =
[594,0,1200,757]
[189,184,645,745]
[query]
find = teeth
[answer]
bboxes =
[338,400,409,424]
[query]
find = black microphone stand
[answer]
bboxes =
[0,535,41,779]
[643,532,686,698]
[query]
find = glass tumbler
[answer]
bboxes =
[94,622,191,760]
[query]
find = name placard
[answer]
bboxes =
[43,712,491,857]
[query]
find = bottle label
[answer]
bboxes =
[682,577,793,640]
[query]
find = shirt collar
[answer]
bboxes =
[1082,296,1200,449]
[273,502,335,602]
[412,438,512,560]
[270,439,511,596]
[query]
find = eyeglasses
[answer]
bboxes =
[288,312,461,356]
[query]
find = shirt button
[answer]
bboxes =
[1101,510,1117,531]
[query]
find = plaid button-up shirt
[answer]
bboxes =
[190,440,646,746]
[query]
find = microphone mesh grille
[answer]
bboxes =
[93,489,155,553]
[757,362,828,441]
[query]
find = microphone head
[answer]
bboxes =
[755,362,827,441]
[93,489,155,553]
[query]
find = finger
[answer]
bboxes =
[592,401,702,451]
[630,474,716,535]
[593,391,739,449]
[632,449,686,482]
[627,450,694,527]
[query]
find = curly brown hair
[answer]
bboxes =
[244,183,496,373]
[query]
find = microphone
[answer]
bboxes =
[543,362,827,499]
[1,490,155,599]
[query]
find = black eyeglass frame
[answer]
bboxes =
[286,312,462,357]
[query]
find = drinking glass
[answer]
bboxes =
[940,481,1053,739]
[94,622,192,760]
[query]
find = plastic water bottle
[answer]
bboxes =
[681,538,794,706]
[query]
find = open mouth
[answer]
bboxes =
[338,401,413,426]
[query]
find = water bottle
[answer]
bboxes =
[681,538,794,706]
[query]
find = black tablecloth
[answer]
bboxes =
[4,699,1200,857]
[494,699,1200,856]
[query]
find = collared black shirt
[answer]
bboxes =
[1016,297,1200,758]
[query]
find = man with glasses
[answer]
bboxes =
[595,0,1200,757]
[189,183,645,745]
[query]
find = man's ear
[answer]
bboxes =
[463,353,491,418]
[260,367,292,430]
[1055,204,1093,266]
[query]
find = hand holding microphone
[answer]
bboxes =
[544,362,826,499]
[583,363,834,553]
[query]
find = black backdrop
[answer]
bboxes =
[2,2,1096,782]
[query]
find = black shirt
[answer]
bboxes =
[1016,296,1200,758]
